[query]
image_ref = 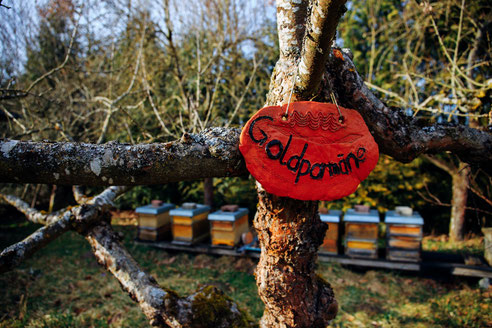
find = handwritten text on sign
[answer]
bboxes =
[239,102,379,201]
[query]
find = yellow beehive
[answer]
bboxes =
[170,203,211,244]
[135,202,175,241]
[208,207,249,247]
[343,207,380,258]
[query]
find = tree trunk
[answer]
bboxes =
[203,177,214,207]
[251,1,344,323]
[255,190,337,328]
[254,59,338,325]
[423,155,471,242]
[449,162,470,241]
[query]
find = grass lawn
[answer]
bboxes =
[1,215,491,328]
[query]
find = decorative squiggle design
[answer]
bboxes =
[286,111,343,132]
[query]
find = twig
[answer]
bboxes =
[0,0,11,10]
[25,23,79,95]
[417,189,492,216]
[141,52,173,136]
[225,55,262,128]
[0,105,26,132]
[97,21,146,144]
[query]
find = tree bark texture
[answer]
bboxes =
[422,155,471,242]
[0,210,73,273]
[449,162,470,241]
[85,222,253,328]
[0,127,246,186]
[296,0,347,99]
[254,191,337,327]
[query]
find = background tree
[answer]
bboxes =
[1,0,275,210]
[340,0,492,240]
[1,0,491,327]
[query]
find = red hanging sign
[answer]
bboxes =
[239,101,379,201]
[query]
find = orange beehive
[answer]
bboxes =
[170,203,210,244]
[319,210,341,254]
[208,207,249,247]
[385,208,423,262]
[343,207,380,258]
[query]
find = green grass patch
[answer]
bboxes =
[422,234,485,257]
[1,219,490,327]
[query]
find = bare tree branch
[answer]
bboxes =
[0,127,246,185]
[417,188,492,216]
[0,22,80,101]
[1,183,251,327]
[0,210,73,273]
[96,22,146,144]
[276,0,308,59]
[0,186,129,273]
[0,193,64,225]
[296,0,347,98]
[0,0,11,9]
[326,49,492,172]
[422,154,456,175]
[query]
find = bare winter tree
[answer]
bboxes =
[1,1,491,327]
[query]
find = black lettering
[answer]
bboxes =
[248,116,273,145]
[339,158,349,174]
[287,143,308,172]
[265,139,284,159]
[309,163,325,180]
[356,147,366,162]
[279,135,292,165]
[295,159,311,183]
[345,152,360,172]
[327,163,340,176]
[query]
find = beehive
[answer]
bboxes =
[135,202,175,241]
[208,207,249,247]
[319,210,342,254]
[385,207,423,262]
[170,203,211,244]
[343,207,379,258]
